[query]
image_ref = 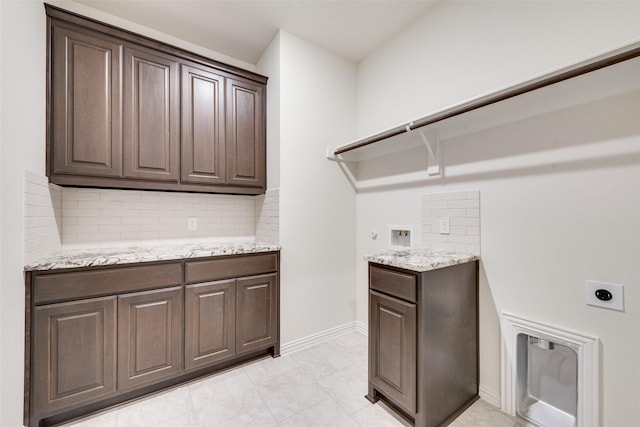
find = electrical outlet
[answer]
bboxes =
[188,217,198,231]
[439,217,450,234]
[584,280,624,311]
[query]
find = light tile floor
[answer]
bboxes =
[63,332,532,427]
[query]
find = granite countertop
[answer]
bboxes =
[25,240,281,272]
[365,249,478,272]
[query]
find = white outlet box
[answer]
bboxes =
[584,280,624,311]
[188,217,198,231]
[388,225,413,251]
[439,217,450,234]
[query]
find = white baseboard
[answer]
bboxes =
[355,320,367,336]
[280,321,364,355]
[479,384,501,408]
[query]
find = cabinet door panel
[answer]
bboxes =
[181,65,226,185]
[51,24,122,177]
[118,287,182,390]
[123,47,179,181]
[185,280,235,370]
[369,290,416,414]
[236,273,276,354]
[33,297,117,417]
[226,78,265,189]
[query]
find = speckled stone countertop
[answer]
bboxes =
[365,249,478,272]
[25,240,281,271]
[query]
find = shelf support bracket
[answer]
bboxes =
[326,147,347,162]
[417,127,441,176]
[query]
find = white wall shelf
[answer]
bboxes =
[328,41,640,164]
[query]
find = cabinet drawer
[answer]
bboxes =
[33,263,183,305]
[369,265,417,302]
[185,253,277,283]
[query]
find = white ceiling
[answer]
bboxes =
[75,0,438,63]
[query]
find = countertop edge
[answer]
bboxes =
[25,242,282,272]
[365,250,479,273]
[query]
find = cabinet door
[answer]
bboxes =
[118,287,182,390]
[32,297,117,417]
[123,47,179,182]
[51,23,122,178]
[225,78,265,189]
[181,65,226,185]
[185,280,235,370]
[369,290,417,414]
[236,273,277,354]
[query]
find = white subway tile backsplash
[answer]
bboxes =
[25,172,279,259]
[60,188,257,245]
[24,171,62,264]
[255,189,279,245]
[422,190,480,256]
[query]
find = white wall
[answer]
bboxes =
[47,0,256,72]
[1,1,47,426]
[355,1,640,424]
[259,31,358,344]
[256,32,281,190]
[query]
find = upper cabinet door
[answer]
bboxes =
[123,47,179,182]
[226,78,265,189]
[51,24,123,178]
[181,65,226,185]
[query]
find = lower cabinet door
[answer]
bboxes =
[236,273,277,354]
[32,296,117,417]
[369,290,417,414]
[185,280,236,370]
[117,287,182,390]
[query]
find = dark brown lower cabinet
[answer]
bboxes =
[185,279,236,370]
[26,252,279,427]
[236,273,277,354]
[366,261,478,427]
[32,297,117,419]
[118,287,183,390]
[369,290,416,414]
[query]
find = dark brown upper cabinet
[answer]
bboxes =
[123,46,180,182]
[181,64,226,185]
[226,78,265,189]
[51,22,123,178]
[46,5,267,195]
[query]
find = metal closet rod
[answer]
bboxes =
[334,42,640,156]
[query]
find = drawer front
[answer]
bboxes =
[369,265,416,302]
[33,263,183,305]
[185,253,278,284]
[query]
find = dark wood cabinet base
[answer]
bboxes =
[25,252,280,427]
[367,261,479,427]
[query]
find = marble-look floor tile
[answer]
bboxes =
[290,340,360,380]
[278,396,360,427]
[254,367,333,422]
[188,367,275,426]
[114,386,196,427]
[59,332,530,427]
[317,364,369,414]
[351,401,412,427]
[243,354,300,386]
[449,399,534,427]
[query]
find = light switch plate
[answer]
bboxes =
[584,280,624,311]
[439,217,450,234]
